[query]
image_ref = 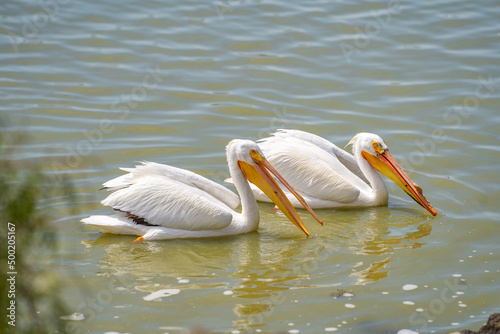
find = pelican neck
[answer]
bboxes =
[353,145,388,203]
[226,152,260,230]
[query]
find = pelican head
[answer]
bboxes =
[349,133,437,216]
[227,139,323,235]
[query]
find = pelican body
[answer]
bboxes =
[248,130,437,215]
[82,139,322,240]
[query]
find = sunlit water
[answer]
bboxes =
[2,0,499,333]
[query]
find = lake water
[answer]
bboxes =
[2,0,499,333]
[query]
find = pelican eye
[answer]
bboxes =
[372,141,384,154]
[249,148,263,161]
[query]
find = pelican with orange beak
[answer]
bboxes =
[82,139,322,240]
[243,130,437,215]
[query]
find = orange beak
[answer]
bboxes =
[238,154,323,236]
[362,150,438,216]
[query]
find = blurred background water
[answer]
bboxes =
[1,0,499,333]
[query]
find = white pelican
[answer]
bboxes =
[243,130,437,215]
[82,139,322,241]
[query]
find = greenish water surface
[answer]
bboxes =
[1,0,499,333]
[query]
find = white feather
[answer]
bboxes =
[247,130,391,209]
[81,140,287,240]
[103,162,240,210]
[271,129,369,183]
[101,175,234,230]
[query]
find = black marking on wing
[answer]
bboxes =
[113,209,157,226]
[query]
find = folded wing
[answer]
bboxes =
[271,129,368,183]
[258,131,369,204]
[101,162,239,230]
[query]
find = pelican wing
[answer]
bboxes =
[271,129,369,183]
[103,162,240,209]
[101,164,238,230]
[258,133,368,204]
